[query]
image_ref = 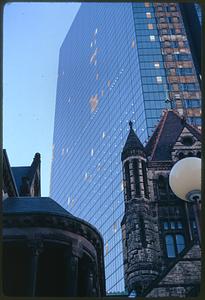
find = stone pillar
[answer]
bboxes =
[86,260,98,296]
[64,251,79,296]
[93,258,100,296]
[27,240,43,296]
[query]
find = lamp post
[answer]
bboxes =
[169,157,201,244]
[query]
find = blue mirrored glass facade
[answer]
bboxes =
[50,3,201,293]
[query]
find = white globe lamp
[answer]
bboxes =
[169,157,201,244]
[169,157,201,201]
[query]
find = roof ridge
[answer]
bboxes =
[172,110,201,134]
[186,120,201,134]
[150,110,169,160]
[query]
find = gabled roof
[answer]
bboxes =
[145,110,201,161]
[11,167,30,193]
[3,150,19,197]
[10,153,41,196]
[122,121,145,153]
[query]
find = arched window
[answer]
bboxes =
[141,160,149,198]
[165,233,186,258]
[124,161,131,200]
[176,234,185,253]
[165,235,176,258]
[132,159,141,197]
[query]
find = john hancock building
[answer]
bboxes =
[50,3,201,295]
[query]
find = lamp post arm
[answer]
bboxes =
[192,199,201,245]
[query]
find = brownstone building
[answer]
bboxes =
[121,110,201,297]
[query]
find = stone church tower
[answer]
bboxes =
[121,111,201,297]
[121,121,162,295]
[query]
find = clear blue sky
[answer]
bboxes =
[3,2,81,196]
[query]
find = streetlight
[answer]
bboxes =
[169,157,201,244]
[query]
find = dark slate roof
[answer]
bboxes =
[11,167,30,193]
[3,197,74,218]
[122,121,145,153]
[145,110,201,161]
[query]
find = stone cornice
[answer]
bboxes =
[3,213,103,252]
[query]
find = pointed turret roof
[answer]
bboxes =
[121,121,145,161]
[145,110,201,161]
[123,121,145,152]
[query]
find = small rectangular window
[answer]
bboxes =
[150,35,155,41]
[156,76,162,83]
[176,234,185,253]
[177,221,183,229]
[175,93,180,99]
[148,24,153,30]
[171,221,176,229]
[163,222,169,230]
[154,62,160,68]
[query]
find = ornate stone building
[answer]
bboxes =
[3,152,105,297]
[3,150,41,199]
[121,110,201,297]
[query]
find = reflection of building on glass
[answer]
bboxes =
[105,242,109,255]
[121,112,201,297]
[90,48,98,64]
[89,94,99,112]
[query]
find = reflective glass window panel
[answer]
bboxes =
[165,234,176,257]
[163,222,169,230]
[170,221,176,229]
[176,234,185,253]
[177,221,183,229]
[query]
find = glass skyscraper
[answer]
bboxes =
[50,3,201,293]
